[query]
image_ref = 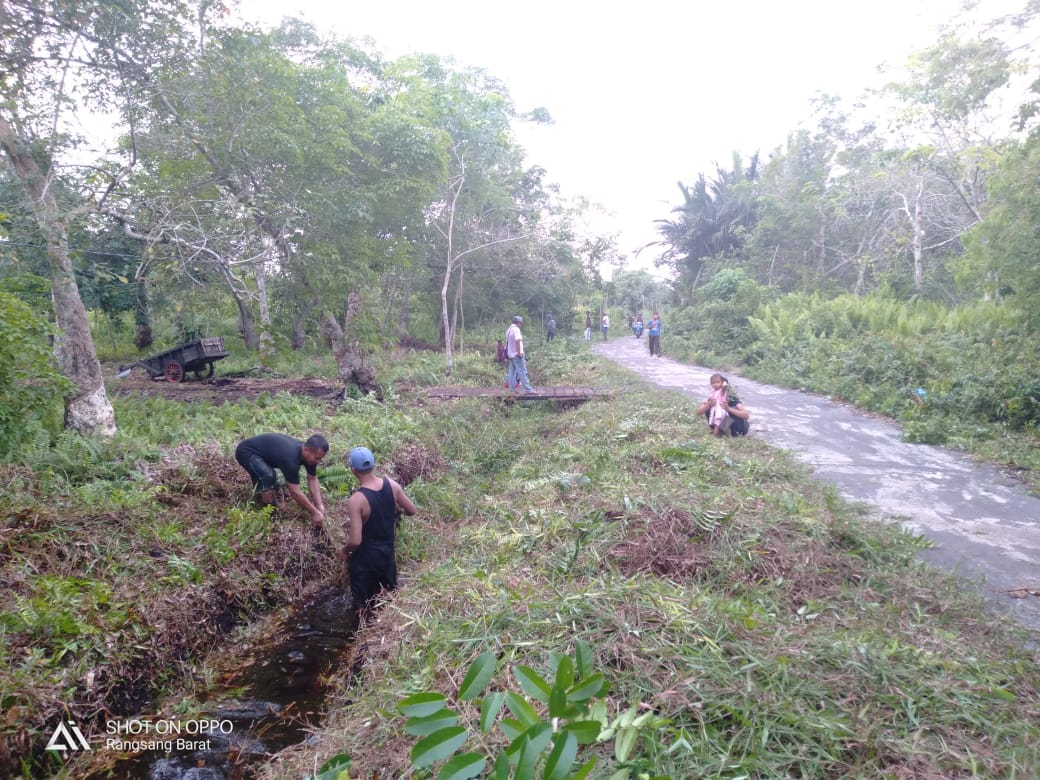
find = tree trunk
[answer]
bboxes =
[0,115,116,437]
[912,191,925,292]
[255,262,274,362]
[321,290,380,396]
[235,292,260,350]
[440,258,454,373]
[396,273,412,338]
[291,311,309,349]
[134,273,153,351]
[451,262,465,357]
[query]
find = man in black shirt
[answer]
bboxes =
[234,433,328,527]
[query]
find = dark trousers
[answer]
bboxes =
[648,334,660,355]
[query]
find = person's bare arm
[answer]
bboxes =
[695,398,711,415]
[286,482,325,527]
[340,492,367,555]
[306,473,325,514]
[390,479,417,516]
[725,401,750,420]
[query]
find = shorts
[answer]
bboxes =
[235,451,277,491]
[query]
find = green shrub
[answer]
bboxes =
[0,290,68,459]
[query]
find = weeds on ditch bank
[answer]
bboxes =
[266,343,1040,780]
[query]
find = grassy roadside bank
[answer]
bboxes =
[3,340,1037,777]
[257,342,1040,779]
[664,293,1040,496]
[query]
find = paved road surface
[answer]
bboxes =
[593,334,1040,635]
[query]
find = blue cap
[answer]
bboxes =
[349,446,375,471]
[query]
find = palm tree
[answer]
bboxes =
[650,152,760,290]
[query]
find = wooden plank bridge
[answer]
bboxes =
[423,386,611,404]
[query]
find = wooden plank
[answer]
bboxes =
[424,386,610,401]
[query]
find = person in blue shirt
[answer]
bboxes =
[648,312,662,356]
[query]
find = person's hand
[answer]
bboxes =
[311,508,326,529]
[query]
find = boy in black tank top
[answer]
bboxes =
[339,447,417,611]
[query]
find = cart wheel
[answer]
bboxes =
[165,361,184,383]
[193,362,215,380]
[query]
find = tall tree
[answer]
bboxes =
[0,0,198,435]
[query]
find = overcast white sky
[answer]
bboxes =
[238,0,1020,272]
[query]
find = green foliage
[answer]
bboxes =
[397,644,669,779]
[306,753,352,780]
[667,270,770,365]
[0,290,68,459]
[674,289,1040,486]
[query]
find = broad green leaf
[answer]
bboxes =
[514,665,552,703]
[491,751,511,779]
[554,656,574,691]
[566,674,609,703]
[575,640,594,680]
[501,716,526,741]
[411,726,468,769]
[542,731,577,780]
[480,691,505,734]
[548,684,569,719]
[436,752,486,780]
[615,727,638,763]
[505,691,541,728]
[312,751,352,780]
[514,734,541,780]
[459,651,497,701]
[548,651,566,677]
[399,692,448,718]
[404,709,459,737]
[570,757,598,780]
[523,723,553,756]
[617,705,638,729]
[562,720,603,745]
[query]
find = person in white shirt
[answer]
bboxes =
[504,316,535,393]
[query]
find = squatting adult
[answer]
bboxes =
[234,433,328,527]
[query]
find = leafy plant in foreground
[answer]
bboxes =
[397,642,670,779]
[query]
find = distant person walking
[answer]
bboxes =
[338,446,417,612]
[601,312,609,341]
[648,312,662,356]
[234,433,328,527]
[505,315,535,393]
[584,312,592,342]
[546,316,557,343]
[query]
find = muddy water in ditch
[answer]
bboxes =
[98,586,358,780]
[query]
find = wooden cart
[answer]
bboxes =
[119,337,230,382]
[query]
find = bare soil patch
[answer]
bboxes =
[107,364,342,405]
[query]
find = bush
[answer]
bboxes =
[0,291,67,459]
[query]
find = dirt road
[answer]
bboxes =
[594,334,1040,636]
